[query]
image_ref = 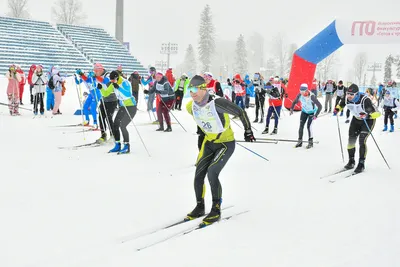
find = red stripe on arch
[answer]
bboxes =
[285,54,317,110]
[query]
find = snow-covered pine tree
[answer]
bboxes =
[234,34,248,76]
[286,43,298,76]
[395,55,400,80]
[265,58,276,78]
[183,44,197,75]
[384,54,394,83]
[198,5,216,72]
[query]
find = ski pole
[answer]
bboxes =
[160,98,187,132]
[236,142,269,161]
[363,118,390,170]
[257,137,319,144]
[236,140,277,144]
[336,114,345,162]
[0,102,32,111]
[122,105,151,157]
[74,75,86,140]
[90,77,115,140]
[231,116,258,131]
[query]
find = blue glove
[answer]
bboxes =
[76,69,83,75]
[88,71,95,78]
[74,77,80,85]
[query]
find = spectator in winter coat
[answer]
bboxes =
[50,67,65,115]
[27,64,36,104]
[15,65,26,105]
[227,78,235,102]
[6,64,22,115]
[174,73,190,110]
[31,65,48,115]
[142,67,157,114]
[244,74,252,109]
[324,79,336,112]
[128,71,141,104]
[204,72,223,97]
[144,72,176,132]
[233,73,246,110]
[116,64,127,79]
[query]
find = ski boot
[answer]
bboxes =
[83,121,90,126]
[253,118,258,123]
[383,124,388,131]
[295,140,302,148]
[271,127,278,135]
[164,125,172,132]
[340,111,344,117]
[185,200,205,221]
[259,118,263,123]
[118,143,130,154]
[33,111,38,116]
[354,160,365,173]
[262,126,269,134]
[40,111,44,116]
[394,113,398,119]
[344,157,355,170]
[389,124,394,132]
[200,199,222,227]
[333,112,337,116]
[109,142,121,153]
[156,126,164,131]
[96,132,107,144]
[306,138,313,149]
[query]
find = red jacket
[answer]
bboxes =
[165,69,175,87]
[16,69,26,85]
[27,65,36,85]
[269,98,282,107]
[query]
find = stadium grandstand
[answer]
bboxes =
[0,16,147,76]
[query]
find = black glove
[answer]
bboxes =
[244,129,255,142]
[285,93,288,98]
[113,83,119,89]
[144,89,149,94]
[97,83,102,90]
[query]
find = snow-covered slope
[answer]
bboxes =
[0,77,399,267]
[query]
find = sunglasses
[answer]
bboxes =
[189,83,207,93]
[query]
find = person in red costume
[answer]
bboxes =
[27,64,36,104]
[204,72,223,97]
[232,74,246,110]
[15,65,26,105]
[262,82,283,135]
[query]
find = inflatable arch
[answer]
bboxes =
[286,19,400,110]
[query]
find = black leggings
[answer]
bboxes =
[99,100,117,134]
[113,105,137,143]
[347,117,375,161]
[175,90,184,109]
[255,93,265,119]
[194,140,235,202]
[298,111,314,140]
[33,93,44,113]
[384,109,395,125]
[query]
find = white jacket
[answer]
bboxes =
[32,72,48,94]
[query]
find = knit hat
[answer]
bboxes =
[347,84,359,94]
[109,71,119,80]
[189,75,206,87]
[300,83,308,91]
[94,63,104,70]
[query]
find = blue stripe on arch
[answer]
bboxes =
[295,20,344,65]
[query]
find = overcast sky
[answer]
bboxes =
[0,0,399,81]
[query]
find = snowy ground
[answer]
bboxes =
[1,77,399,267]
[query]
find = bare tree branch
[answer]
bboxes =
[7,0,29,18]
[353,52,368,85]
[52,0,86,25]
